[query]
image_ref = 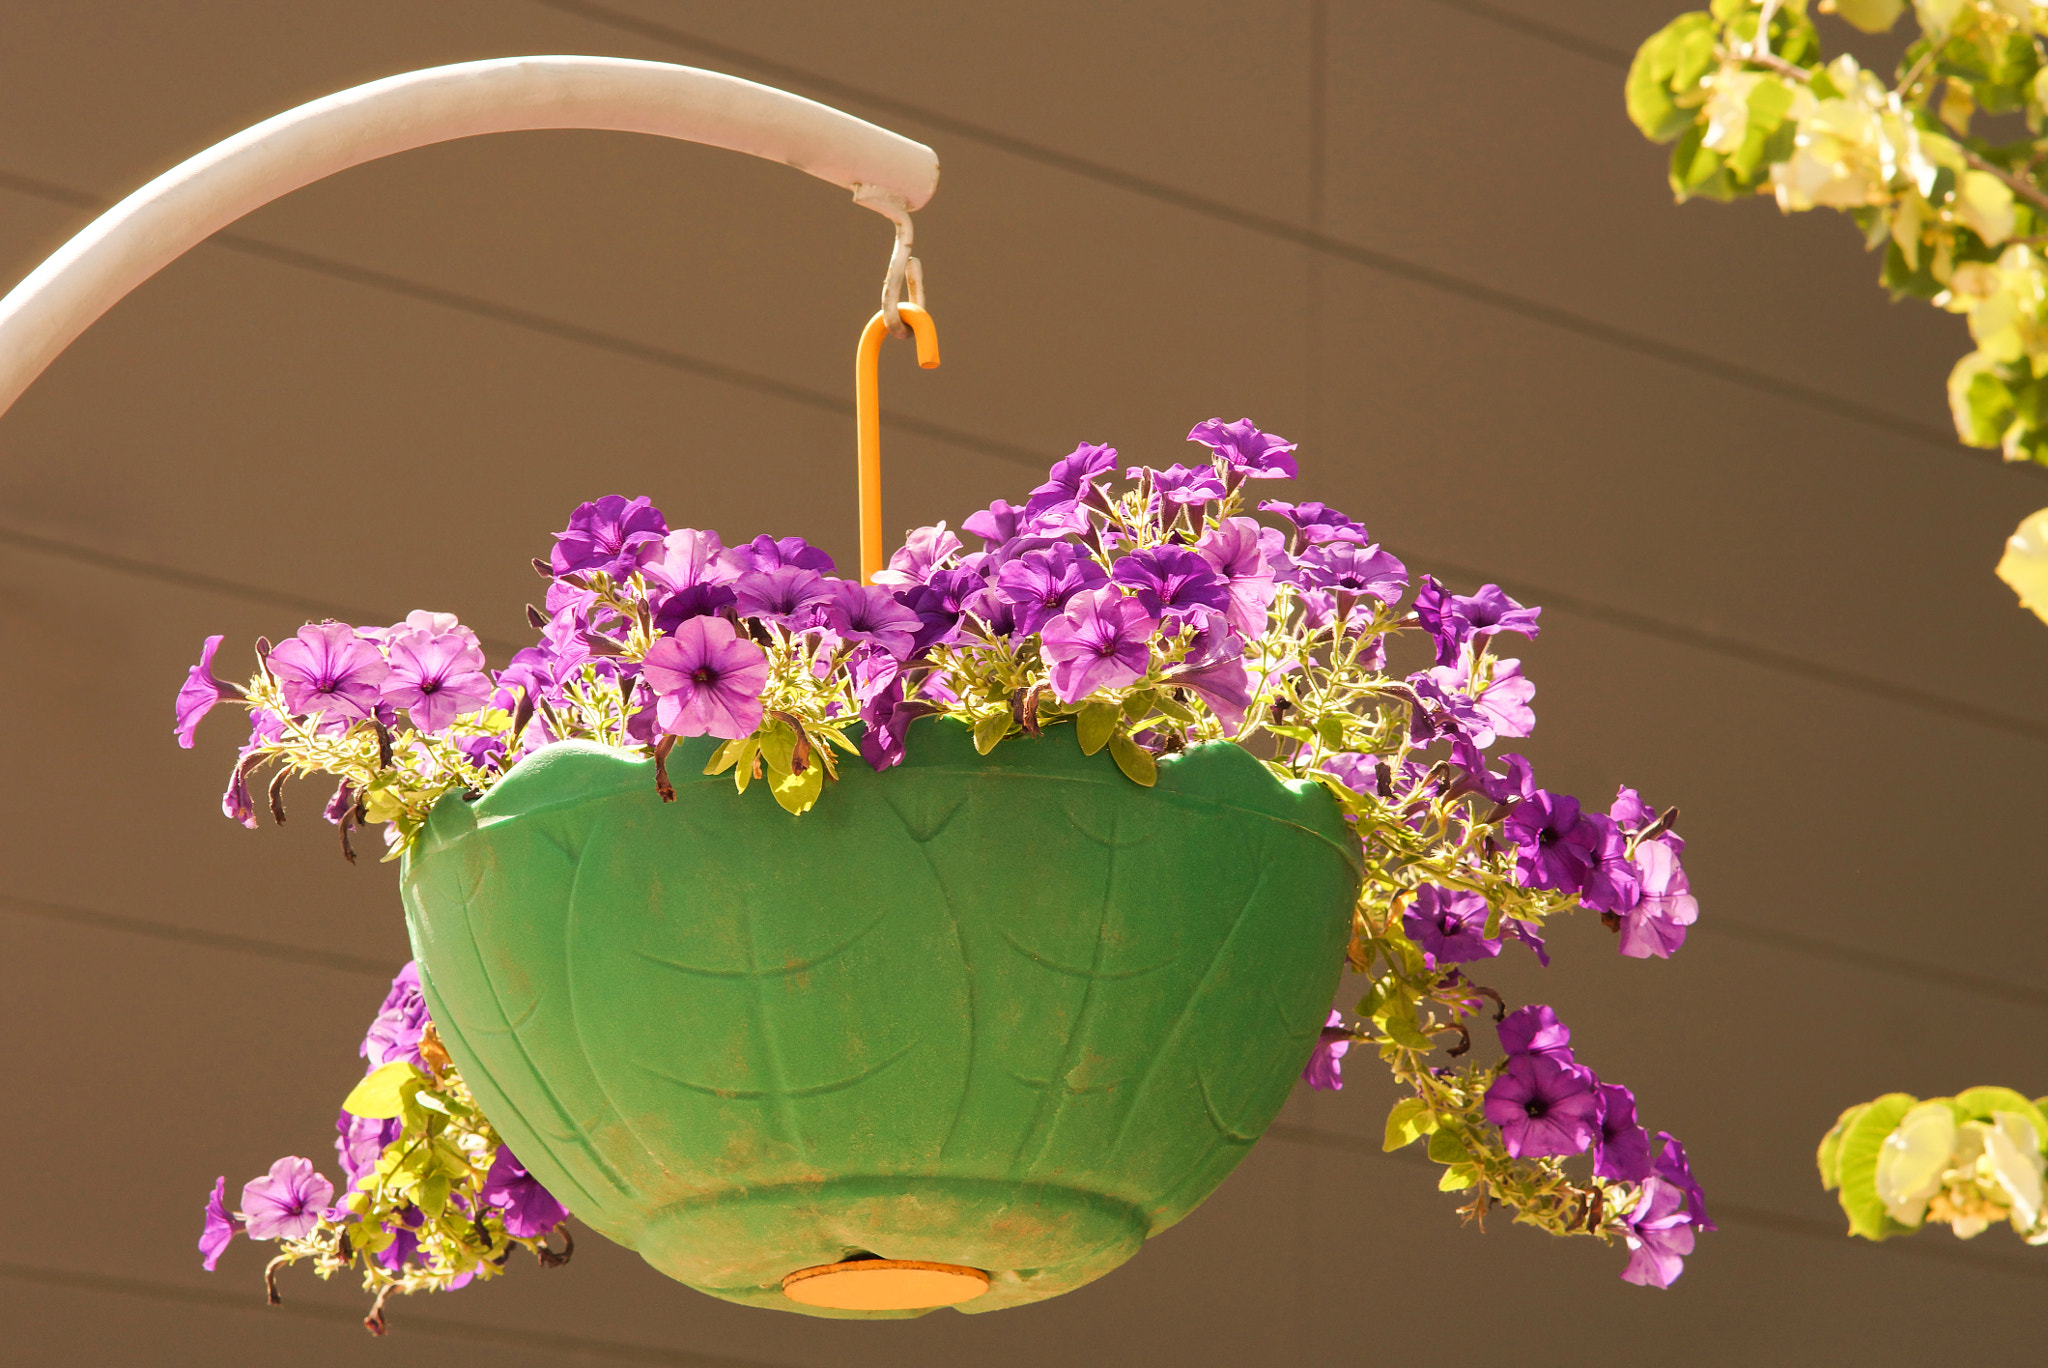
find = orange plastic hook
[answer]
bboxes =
[856,303,941,583]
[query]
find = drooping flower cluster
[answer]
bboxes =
[1821,1087,2048,1245]
[200,963,570,1334]
[179,417,1702,1285]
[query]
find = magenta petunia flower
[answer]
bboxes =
[1187,417,1298,479]
[1576,812,1643,914]
[361,961,429,1070]
[1504,790,1597,895]
[266,623,390,722]
[1620,840,1699,959]
[240,1156,335,1242]
[1161,647,1252,731]
[642,616,771,740]
[1654,1131,1715,1231]
[995,544,1108,636]
[1295,539,1408,604]
[1402,885,1502,968]
[1194,516,1281,638]
[1414,575,1542,667]
[1024,443,1118,525]
[1260,499,1364,546]
[1302,1010,1351,1090]
[872,523,963,588]
[199,1176,242,1271]
[963,498,1028,546]
[734,565,833,621]
[1483,1052,1600,1158]
[824,581,923,659]
[1620,1177,1698,1288]
[382,628,491,733]
[175,635,239,748]
[1593,1082,1657,1182]
[1139,462,1227,507]
[731,533,834,574]
[1040,587,1157,702]
[1497,1004,1574,1060]
[1112,545,1230,621]
[549,495,669,577]
[480,1146,570,1239]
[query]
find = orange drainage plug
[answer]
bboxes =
[855,302,941,584]
[781,1257,989,1311]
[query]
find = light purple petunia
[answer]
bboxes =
[872,523,964,588]
[1111,545,1231,622]
[642,617,772,740]
[1620,840,1699,959]
[1160,631,1253,731]
[549,495,668,578]
[1620,1177,1697,1288]
[1402,885,1502,968]
[1302,1010,1351,1090]
[1482,1051,1600,1158]
[1040,587,1157,702]
[240,1157,335,1242]
[734,565,834,622]
[1193,517,1282,638]
[1420,657,1535,747]
[362,961,429,1071]
[1593,1082,1657,1182]
[1497,1004,1575,1060]
[382,627,492,733]
[824,580,924,659]
[199,1176,242,1271]
[1187,418,1298,480]
[995,544,1109,636]
[175,635,239,748]
[480,1146,570,1239]
[1294,539,1408,604]
[266,623,390,722]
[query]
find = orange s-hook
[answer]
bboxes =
[855,303,941,583]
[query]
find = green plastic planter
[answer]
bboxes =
[401,720,1360,1317]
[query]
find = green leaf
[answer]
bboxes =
[342,1061,425,1119]
[770,763,825,815]
[972,711,1012,756]
[1384,1097,1435,1151]
[1830,0,1905,33]
[757,720,797,778]
[1818,1102,1871,1191]
[1951,1086,2048,1140]
[1835,1093,1921,1240]
[1426,1127,1469,1166]
[1627,12,1718,144]
[1315,714,1346,749]
[702,739,741,776]
[1107,732,1158,786]
[1153,691,1197,724]
[1380,1009,1433,1051]
[1437,1164,1480,1192]
[1121,688,1158,720]
[731,738,760,794]
[418,1170,452,1219]
[1077,702,1120,755]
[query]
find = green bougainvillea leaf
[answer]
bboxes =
[1835,1093,1921,1240]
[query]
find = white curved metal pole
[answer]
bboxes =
[0,55,940,420]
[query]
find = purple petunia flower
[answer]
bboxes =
[1295,539,1408,605]
[734,565,834,622]
[1593,1083,1657,1182]
[856,669,935,771]
[1576,814,1643,916]
[1497,1004,1574,1060]
[872,523,964,588]
[963,499,1029,546]
[644,528,741,630]
[995,544,1109,636]
[1259,499,1364,548]
[362,961,429,1071]
[1160,636,1253,731]
[1303,1010,1351,1090]
[1654,1131,1715,1231]
[1187,418,1298,480]
[897,567,985,652]
[642,617,771,740]
[1418,657,1535,748]
[1402,885,1502,968]
[1024,443,1118,526]
[824,581,924,659]
[1040,587,1157,702]
[730,533,834,574]
[240,1157,335,1242]
[480,1146,570,1239]
[336,1110,402,1191]
[549,495,669,578]
[266,623,390,723]
[1503,790,1598,895]
[1620,1177,1697,1288]
[1193,517,1282,638]
[199,1176,242,1271]
[175,635,239,748]
[1620,840,1699,959]
[1111,545,1231,622]
[1414,576,1541,668]
[1450,739,1536,805]
[382,627,492,733]
[1141,462,1227,508]
[1482,1052,1600,1158]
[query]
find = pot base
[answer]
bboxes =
[782,1259,990,1310]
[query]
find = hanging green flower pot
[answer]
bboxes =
[401,719,1360,1317]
